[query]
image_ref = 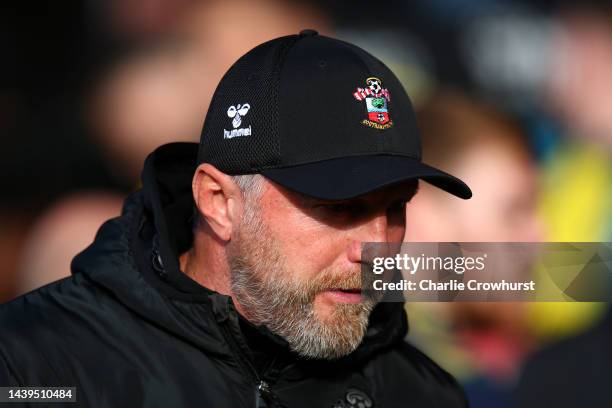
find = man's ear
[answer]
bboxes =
[192,164,242,241]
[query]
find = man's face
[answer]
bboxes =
[228,179,416,360]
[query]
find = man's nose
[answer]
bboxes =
[346,212,388,263]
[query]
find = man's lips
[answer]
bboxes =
[321,288,363,303]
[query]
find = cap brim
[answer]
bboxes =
[261,155,472,200]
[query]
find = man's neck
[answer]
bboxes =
[178,241,252,321]
[179,246,227,295]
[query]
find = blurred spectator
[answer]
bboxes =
[524,1,612,341]
[406,92,542,243]
[547,2,612,146]
[404,92,543,408]
[515,3,612,406]
[537,0,612,244]
[16,193,122,295]
[1,1,121,302]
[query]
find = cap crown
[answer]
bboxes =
[198,32,421,173]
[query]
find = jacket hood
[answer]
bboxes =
[71,142,409,365]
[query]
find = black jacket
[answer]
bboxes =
[0,143,467,407]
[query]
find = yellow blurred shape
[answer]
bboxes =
[529,141,612,340]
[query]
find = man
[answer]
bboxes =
[0,31,471,407]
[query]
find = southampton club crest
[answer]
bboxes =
[353,77,393,130]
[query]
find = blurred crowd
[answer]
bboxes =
[2,0,612,406]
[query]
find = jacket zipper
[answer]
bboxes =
[255,381,271,408]
[218,307,280,407]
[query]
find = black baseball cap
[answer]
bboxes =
[198,30,472,200]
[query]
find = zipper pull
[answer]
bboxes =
[256,381,270,408]
[151,235,167,280]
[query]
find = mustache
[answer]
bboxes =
[297,268,363,297]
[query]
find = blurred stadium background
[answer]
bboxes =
[2,0,612,406]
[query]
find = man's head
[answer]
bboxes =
[191,165,417,359]
[185,31,470,360]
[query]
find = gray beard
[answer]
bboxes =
[228,203,375,360]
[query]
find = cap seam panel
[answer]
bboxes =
[274,35,306,167]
